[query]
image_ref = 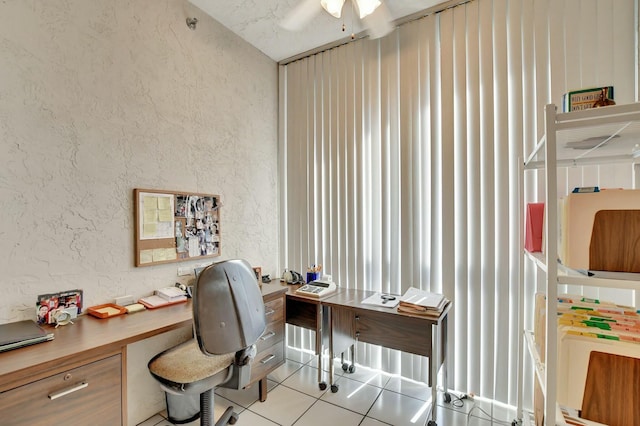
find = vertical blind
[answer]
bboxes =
[279,0,636,407]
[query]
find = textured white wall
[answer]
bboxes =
[0,0,279,323]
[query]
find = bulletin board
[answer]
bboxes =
[134,188,221,267]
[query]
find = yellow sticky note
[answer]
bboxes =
[158,197,171,210]
[144,196,158,210]
[140,250,153,264]
[164,248,177,260]
[143,223,157,237]
[144,209,158,224]
[153,248,167,261]
[158,209,173,223]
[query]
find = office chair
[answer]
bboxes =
[148,259,266,426]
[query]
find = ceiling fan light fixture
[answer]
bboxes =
[354,0,381,19]
[320,0,346,18]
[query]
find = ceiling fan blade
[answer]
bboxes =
[362,2,394,39]
[280,0,323,32]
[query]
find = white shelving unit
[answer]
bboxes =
[521,102,640,425]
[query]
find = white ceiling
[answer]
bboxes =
[188,0,446,62]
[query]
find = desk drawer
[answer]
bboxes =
[256,319,284,354]
[356,311,430,357]
[250,342,284,384]
[0,354,122,426]
[264,297,284,325]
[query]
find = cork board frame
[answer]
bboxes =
[134,188,221,267]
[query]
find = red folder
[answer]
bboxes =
[525,203,544,252]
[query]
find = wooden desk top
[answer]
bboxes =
[0,284,287,392]
[322,288,450,324]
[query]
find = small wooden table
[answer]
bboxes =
[322,289,450,426]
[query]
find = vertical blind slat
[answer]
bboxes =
[280,0,635,405]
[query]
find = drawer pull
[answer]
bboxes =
[48,381,88,400]
[260,331,276,341]
[260,354,276,364]
[265,309,276,316]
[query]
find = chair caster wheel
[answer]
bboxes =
[342,363,349,371]
[319,382,327,390]
[427,421,437,426]
[331,384,339,393]
[347,364,356,373]
[229,413,238,425]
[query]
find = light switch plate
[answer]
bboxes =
[115,295,135,306]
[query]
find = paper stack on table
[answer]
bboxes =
[398,287,449,316]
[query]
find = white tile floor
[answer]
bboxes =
[138,347,517,426]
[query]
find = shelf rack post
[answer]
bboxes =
[543,104,559,426]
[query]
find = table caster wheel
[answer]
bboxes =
[347,364,356,373]
[331,384,339,393]
[319,382,327,390]
[229,413,238,424]
[427,421,437,426]
[342,363,349,371]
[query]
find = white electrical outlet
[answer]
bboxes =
[177,266,193,276]
[177,262,213,277]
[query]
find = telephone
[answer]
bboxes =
[282,269,303,284]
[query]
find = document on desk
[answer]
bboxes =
[398,287,449,316]
[361,293,400,308]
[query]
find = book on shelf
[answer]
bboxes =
[562,86,614,112]
[397,287,449,316]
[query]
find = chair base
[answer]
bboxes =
[200,389,238,426]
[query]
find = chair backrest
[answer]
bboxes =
[193,259,266,356]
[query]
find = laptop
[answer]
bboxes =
[0,320,55,353]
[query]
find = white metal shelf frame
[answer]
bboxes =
[521,102,640,426]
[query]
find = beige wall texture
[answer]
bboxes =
[0,0,279,324]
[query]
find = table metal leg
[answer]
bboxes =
[442,315,448,399]
[317,304,327,390]
[431,323,438,424]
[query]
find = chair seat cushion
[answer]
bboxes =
[149,339,236,391]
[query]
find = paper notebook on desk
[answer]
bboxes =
[400,287,446,309]
[139,294,187,309]
[361,293,400,308]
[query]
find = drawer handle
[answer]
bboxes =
[260,354,276,364]
[265,309,276,316]
[48,381,88,400]
[260,331,276,341]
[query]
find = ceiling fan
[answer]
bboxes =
[281,0,394,40]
